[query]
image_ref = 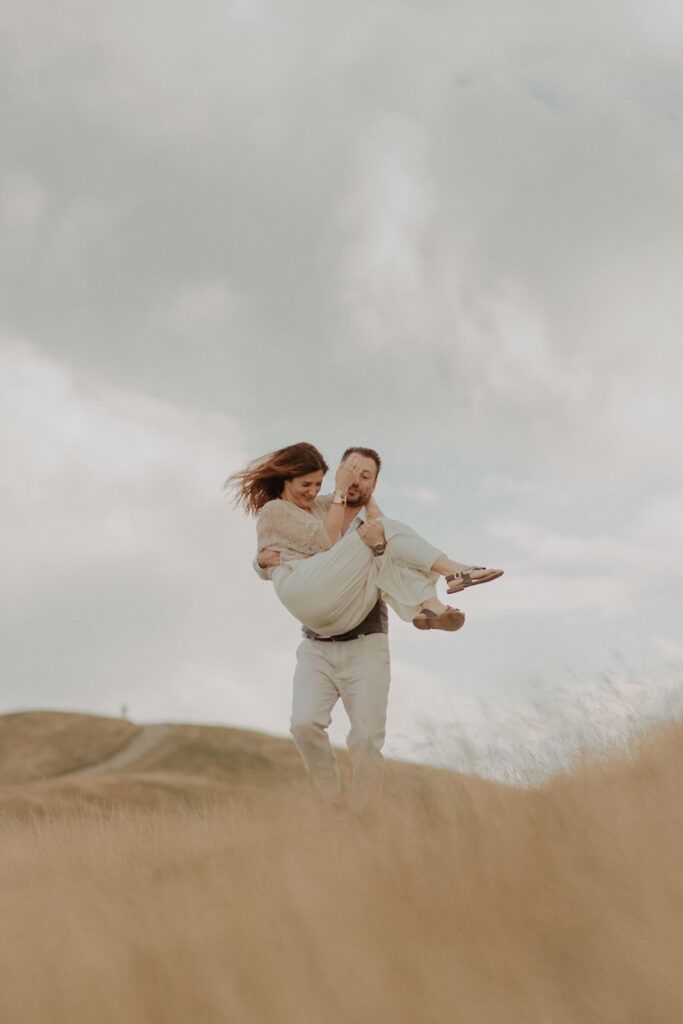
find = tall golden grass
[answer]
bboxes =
[1,719,682,1023]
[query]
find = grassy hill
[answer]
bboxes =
[0,710,506,820]
[0,710,139,783]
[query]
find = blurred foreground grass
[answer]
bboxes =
[1,712,683,1022]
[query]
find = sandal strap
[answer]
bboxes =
[445,566,485,582]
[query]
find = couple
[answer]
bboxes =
[228,442,502,812]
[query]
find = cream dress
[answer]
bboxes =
[256,497,443,637]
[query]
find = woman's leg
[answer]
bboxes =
[379,518,498,589]
[431,554,476,575]
[272,517,482,634]
[373,519,473,618]
[273,525,448,632]
[379,518,444,573]
[367,518,440,621]
[418,595,450,615]
[430,555,504,591]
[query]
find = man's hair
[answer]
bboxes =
[341,446,382,478]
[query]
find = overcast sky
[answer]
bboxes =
[2,0,682,779]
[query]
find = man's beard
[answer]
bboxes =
[345,486,371,508]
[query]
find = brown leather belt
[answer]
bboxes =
[306,630,386,642]
[311,633,365,642]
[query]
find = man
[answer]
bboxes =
[255,446,390,813]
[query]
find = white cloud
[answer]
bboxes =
[489,501,683,578]
[146,282,236,339]
[409,486,444,507]
[0,172,123,280]
[472,573,635,619]
[340,116,435,356]
[652,634,683,661]
[0,333,305,730]
[0,174,47,232]
[1,1,228,140]
[46,196,121,271]
[0,334,244,593]
[325,5,683,480]
[385,483,446,507]
[475,501,683,621]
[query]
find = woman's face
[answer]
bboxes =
[281,470,324,511]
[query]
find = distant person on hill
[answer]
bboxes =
[226,442,502,812]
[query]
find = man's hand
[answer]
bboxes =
[335,456,360,496]
[257,548,281,569]
[357,522,386,548]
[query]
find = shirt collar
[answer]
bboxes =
[349,504,368,527]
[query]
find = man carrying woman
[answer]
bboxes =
[227,443,502,812]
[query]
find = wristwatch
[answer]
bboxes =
[332,490,346,505]
[371,542,386,557]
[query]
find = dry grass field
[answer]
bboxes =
[1,710,682,1023]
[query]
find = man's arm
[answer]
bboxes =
[357,521,386,548]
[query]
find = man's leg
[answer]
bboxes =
[290,639,343,802]
[337,634,391,813]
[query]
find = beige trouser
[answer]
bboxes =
[290,633,391,812]
[274,517,443,637]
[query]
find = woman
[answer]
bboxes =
[226,442,503,637]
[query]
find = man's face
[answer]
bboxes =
[341,454,378,507]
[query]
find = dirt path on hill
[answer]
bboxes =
[67,724,173,776]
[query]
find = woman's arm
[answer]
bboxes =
[366,495,384,519]
[256,502,287,556]
[322,460,360,544]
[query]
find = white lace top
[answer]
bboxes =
[256,495,334,579]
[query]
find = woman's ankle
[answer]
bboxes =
[430,555,468,577]
[419,598,447,615]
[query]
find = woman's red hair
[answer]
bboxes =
[225,442,329,515]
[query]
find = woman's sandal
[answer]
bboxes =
[445,567,504,594]
[412,607,466,632]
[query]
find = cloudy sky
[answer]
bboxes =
[2,0,682,778]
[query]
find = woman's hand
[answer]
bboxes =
[257,548,281,569]
[335,456,360,497]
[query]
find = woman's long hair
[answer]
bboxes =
[225,442,329,515]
